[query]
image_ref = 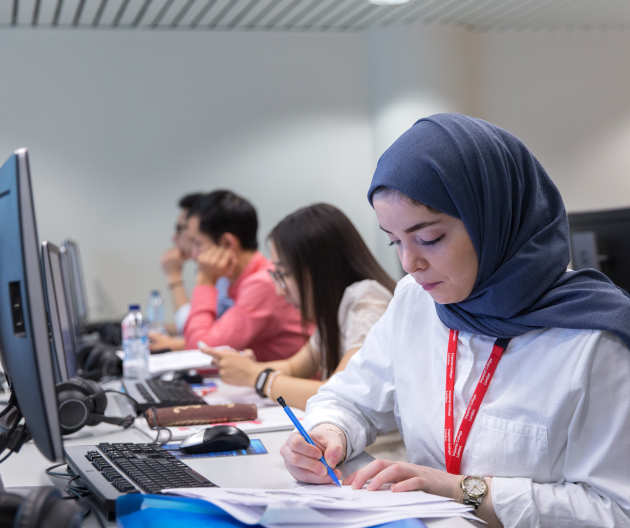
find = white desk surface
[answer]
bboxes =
[0,391,476,528]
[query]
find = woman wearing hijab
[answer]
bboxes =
[280,114,630,527]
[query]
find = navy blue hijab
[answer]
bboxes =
[368,113,630,349]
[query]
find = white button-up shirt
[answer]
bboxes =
[304,275,630,527]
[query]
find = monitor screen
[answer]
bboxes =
[59,246,83,348]
[42,240,78,381]
[61,239,88,326]
[0,149,63,462]
[568,207,630,294]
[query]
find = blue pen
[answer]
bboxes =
[277,396,342,487]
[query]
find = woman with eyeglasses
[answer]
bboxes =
[204,203,395,410]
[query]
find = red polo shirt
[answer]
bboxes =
[184,252,308,361]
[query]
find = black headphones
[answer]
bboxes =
[84,321,122,347]
[0,486,82,528]
[56,377,135,435]
[76,343,122,381]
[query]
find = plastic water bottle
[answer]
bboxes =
[145,290,165,334]
[121,304,150,380]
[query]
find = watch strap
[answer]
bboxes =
[463,496,483,509]
[254,368,274,398]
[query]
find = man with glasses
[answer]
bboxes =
[183,190,308,361]
[148,193,205,352]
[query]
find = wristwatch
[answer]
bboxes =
[254,368,274,398]
[460,476,488,509]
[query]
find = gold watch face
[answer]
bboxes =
[462,476,488,499]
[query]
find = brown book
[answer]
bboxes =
[144,403,257,428]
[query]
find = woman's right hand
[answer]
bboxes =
[201,345,261,387]
[280,423,347,484]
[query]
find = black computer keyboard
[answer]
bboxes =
[66,442,216,519]
[129,378,207,411]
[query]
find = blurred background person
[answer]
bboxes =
[184,190,309,360]
[149,192,204,351]
[205,203,395,409]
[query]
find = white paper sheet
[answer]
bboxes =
[148,349,214,374]
[164,485,476,527]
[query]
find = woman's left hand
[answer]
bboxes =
[202,346,261,386]
[344,459,461,498]
[148,332,186,352]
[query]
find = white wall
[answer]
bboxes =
[476,29,630,212]
[363,22,480,273]
[365,22,479,155]
[0,29,377,320]
[4,23,629,321]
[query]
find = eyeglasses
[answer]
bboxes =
[268,268,290,289]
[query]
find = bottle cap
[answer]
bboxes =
[129,304,140,311]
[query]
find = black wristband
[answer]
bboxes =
[254,368,274,398]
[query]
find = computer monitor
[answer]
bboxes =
[59,245,83,349]
[568,207,630,294]
[61,239,88,327]
[42,240,78,381]
[0,149,63,462]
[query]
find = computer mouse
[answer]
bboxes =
[179,425,251,454]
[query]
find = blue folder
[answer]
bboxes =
[116,494,427,527]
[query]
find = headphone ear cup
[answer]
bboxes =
[80,379,107,425]
[101,350,123,378]
[56,377,132,433]
[82,345,122,381]
[76,344,104,381]
[41,493,83,528]
[56,381,90,435]
[84,346,105,380]
[0,492,23,525]
[14,487,55,528]
[56,377,105,434]
[14,487,82,528]
[76,343,94,371]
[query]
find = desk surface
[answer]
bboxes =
[0,390,475,527]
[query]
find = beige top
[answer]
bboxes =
[309,279,392,376]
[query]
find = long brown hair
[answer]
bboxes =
[269,203,395,376]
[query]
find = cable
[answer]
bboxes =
[0,412,24,462]
[151,425,173,445]
[102,389,140,412]
[43,472,106,528]
[65,481,90,500]
[76,498,106,528]
[0,410,21,456]
[45,462,75,479]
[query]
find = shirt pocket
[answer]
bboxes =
[465,412,550,478]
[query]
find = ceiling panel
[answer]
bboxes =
[3,0,630,32]
[233,0,272,28]
[54,0,80,25]
[73,0,102,26]
[110,0,146,27]
[259,0,304,29]
[33,0,58,26]
[15,0,35,25]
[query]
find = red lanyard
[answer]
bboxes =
[444,329,510,474]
